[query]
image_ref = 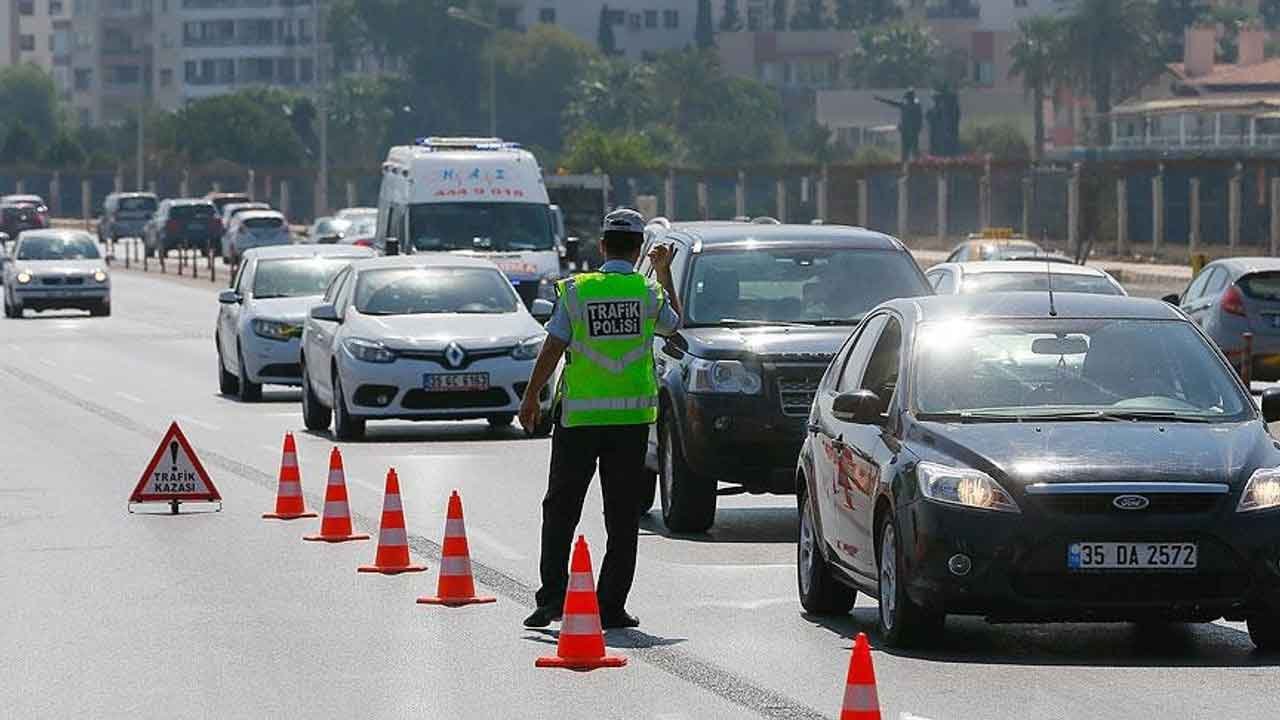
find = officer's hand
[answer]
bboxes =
[647,243,675,272]
[519,393,541,435]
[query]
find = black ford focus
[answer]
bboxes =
[797,292,1280,650]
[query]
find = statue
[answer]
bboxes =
[875,89,924,164]
[926,86,963,157]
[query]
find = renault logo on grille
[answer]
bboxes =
[444,342,467,369]
[1113,494,1150,511]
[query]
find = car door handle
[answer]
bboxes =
[807,422,821,434]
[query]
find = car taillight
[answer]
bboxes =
[165,219,179,234]
[353,238,372,247]
[1222,285,1247,317]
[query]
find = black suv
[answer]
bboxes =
[144,199,221,255]
[636,221,932,532]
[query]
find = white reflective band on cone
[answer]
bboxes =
[842,684,879,712]
[379,527,408,546]
[560,613,602,636]
[328,470,346,485]
[382,494,403,512]
[279,481,302,496]
[567,572,595,591]
[439,556,471,577]
[324,501,349,517]
[561,396,658,412]
[445,518,466,537]
[282,455,298,469]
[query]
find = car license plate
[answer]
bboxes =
[1068,542,1197,570]
[187,222,205,232]
[423,373,489,392]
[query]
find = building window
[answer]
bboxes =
[973,60,993,86]
[662,9,678,28]
[496,6,519,30]
[628,12,641,29]
[108,65,140,85]
[1014,0,1028,6]
[538,7,555,23]
[159,68,172,86]
[50,0,66,15]
[644,9,657,28]
[604,9,624,25]
[74,67,92,90]
[20,35,36,52]
[19,1,35,16]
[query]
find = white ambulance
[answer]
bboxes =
[375,137,562,306]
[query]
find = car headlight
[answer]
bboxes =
[93,270,108,283]
[537,275,559,301]
[1238,468,1280,512]
[252,319,302,342]
[687,357,762,395]
[343,337,397,363]
[512,334,544,360]
[16,271,31,284]
[916,461,1020,513]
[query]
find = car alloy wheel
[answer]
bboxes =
[796,483,856,615]
[658,408,716,533]
[799,493,817,597]
[332,371,365,441]
[237,346,262,402]
[301,363,331,432]
[876,516,944,648]
[217,340,239,395]
[879,522,899,633]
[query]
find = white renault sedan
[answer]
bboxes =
[3,230,111,318]
[299,255,555,439]
[217,245,374,401]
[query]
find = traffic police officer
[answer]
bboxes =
[518,208,681,629]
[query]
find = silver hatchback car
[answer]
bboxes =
[1166,257,1280,381]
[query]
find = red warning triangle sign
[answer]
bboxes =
[129,422,221,503]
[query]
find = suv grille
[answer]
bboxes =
[772,364,828,417]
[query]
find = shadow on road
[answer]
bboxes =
[523,627,686,650]
[296,421,545,446]
[801,609,1280,667]
[640,506,796,544]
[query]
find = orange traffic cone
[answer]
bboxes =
[303,447,369,543]
[263,432,317,520]
[535,535,626,670]
[358,468,426,574]
[417,491,495,607]
[840,633,881,720]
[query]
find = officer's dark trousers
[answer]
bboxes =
[534,422,649,615]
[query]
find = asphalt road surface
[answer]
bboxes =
[2,269,1274,720]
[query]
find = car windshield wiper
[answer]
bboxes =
[717,318,816,328]
[810,317,864,326]
[917,411,1033,423]
[1088,409,1216,423]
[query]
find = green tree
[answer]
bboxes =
[0,65,59,143]
[791,0,832,29]
[598,4,618,56]
[773,0,789,30]
[696,0,715,48]
[835,0,899,29]
[1208,7,1255,63]
[1264,0,1280,29]
[561,126,661,173]
[1059,0,1162,145]
[43,129,86,168]
[0,123,40,165]
[961,121,1031,160]
[495,25,599,152]
[1155,0,1207,60]
[720,0,743,31]
[1009,16,1062,163]
[564,58,660,134]
[684,77,785,165]
[173,90,308,166]
[846,22,939,89]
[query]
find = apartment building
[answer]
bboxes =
[1,2,19,68]
[69,0,325,127]
[497,1,696,60]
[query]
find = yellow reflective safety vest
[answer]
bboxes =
[556,271,662,427]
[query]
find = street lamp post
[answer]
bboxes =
[314,0,328,217]
[446,6,497,136]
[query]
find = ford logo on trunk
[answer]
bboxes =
[1113,495,1150,511]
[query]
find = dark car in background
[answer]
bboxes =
[98,192,159,243]
[144,199,221,256]
[797,292,1280,651]
[1165,257,1280,381]
[636,222,932,532]
[0,194,49,239]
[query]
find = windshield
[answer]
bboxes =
[347,218,376,237]
[355,267,520,315]
[913,319,1250,422]
[408,202,553,252]
[686,248,928,326]
[16,234,100,260]
[118,197,157,212]
[315,218,351,235]
[1239,272,1280,301]
[252,258,353,298]
[172,204,215,219]
[964,272,1121,296]
[244,217,285,231]
[981,242,1041,260]
[210,195,250,212]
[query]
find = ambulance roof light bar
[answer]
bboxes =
[414,137,523,152]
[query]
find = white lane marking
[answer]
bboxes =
[38,359,57,368]
[900,714,938,720]
[114,391,144,404]
[688,597,795,611]
[173,415,220,431]
[261,411,301,418]
[71,373,94,383]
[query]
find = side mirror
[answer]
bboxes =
[310,303,341,323]
[1162,293,1181,305]
[1262,388,1280,424]
[832,390,886,425]
[217,289,241,305]
[530,297,554,322]
[563,236,580,263]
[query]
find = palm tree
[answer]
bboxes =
[1009,16,1061,163]
[1059,0,1163,145]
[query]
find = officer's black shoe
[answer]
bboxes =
[523,606,562,628]
[600,610,640,629]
